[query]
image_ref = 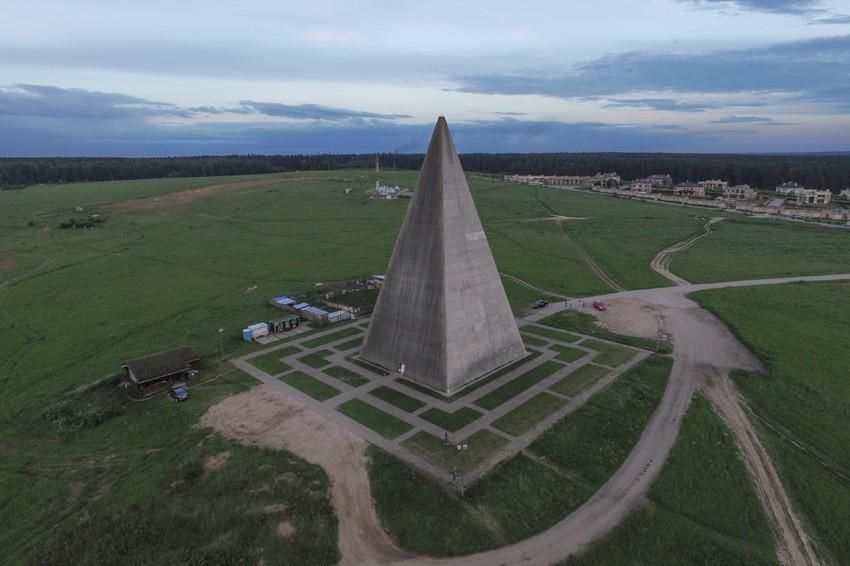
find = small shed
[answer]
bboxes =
[122,346,201,397]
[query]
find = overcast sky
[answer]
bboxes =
[2,0,849,156]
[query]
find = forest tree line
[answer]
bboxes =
[1,152,849,192]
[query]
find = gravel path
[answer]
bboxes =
[650,217,723,286]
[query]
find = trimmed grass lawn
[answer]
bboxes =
[539,309,670,353]
[492,392,567,436]
[402,430,508,472]
[520,333,548,347]
[302,326,360,348]
[475,360,564,410]
[693,282,850,564]
[567,395,776,565]
[549,364,609,397]
[347,356,390,376]
[333,337,363,351]
[246,345,300,376]
[550,343,587,363]
[323,365,369,387]
[419,407,482,432]
[368,447,500,555]
[368,385,425,412]
[530,355,672,486]
[279,371,340,401]
[581,339,636,367]
[369,354,675,556]
[298,349,334,369]
[521,324,580,343]
[337,399,412,439]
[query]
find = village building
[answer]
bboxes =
[630,180,654,193]
[699,179,728,194]
[795,189,832,206]
[724,184,757,200]
[674,182,706,198]
[839,188,850,199]
[776,181,804,195]
[646,174,673,187]
[122,346,201,397]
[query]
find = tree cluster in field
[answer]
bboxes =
[1,152,849,192]
[59,215,108,229]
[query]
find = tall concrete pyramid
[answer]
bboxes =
[361,117,526,394]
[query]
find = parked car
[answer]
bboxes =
[592,301,607,312]
[169,386,189,402]
[532,299,549,309]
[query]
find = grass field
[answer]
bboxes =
[337,399,413,439]
[402,429,508,472]
[492,392,567,436]
[324,365,370,387]
[673,217,850,283]
[279,371,340,401]
[550,343,587,363]
[333,337,363,351]
[474,360,564,410]
[369,355,672,555]
[419,406,483,432]
[549,364,609,397]
[1,169,845,562]
[692,282,850,564]
[569,395,777,565]
[301,326,361,348]
[248,345,300,375]
[581,339,636,367]
[297,349,334,369]
[368,385,426,412]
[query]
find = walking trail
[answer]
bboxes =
[555,219,625,292]
[205,259,850,565]
[650,217,723,285]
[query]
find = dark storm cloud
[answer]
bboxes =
[809,14,850,24]
[603,98,720,112]
[0,112,751,157]
[710,115,799,125]
[455,35,850,110]
[0,84,411,124]
[677,0,821,15]
[0,84,187,119]
[237,101,411,121]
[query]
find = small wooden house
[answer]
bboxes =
[122,346,201,397]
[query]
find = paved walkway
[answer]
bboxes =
[236,321,647,485]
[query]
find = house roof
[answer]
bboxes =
[123,346,200,384]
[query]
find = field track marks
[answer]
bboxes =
[651,217,723,286]
[500,272,572,300]
[703,374,821,566]
[555,219,625,293]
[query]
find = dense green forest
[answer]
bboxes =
[2,153,849,192]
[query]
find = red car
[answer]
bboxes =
[592,301,607,312]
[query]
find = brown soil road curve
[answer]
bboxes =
[650,217,723,286]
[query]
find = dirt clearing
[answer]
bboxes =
[200,384,409,565]
[582,297,670,340]
[104,179,285,212]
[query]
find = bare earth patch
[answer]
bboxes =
[582,297,669,340]
[204,450,232,473]
[67,480,83,504]
[0,251,17,272]
[201,384,409,565]
[277,520,296,539]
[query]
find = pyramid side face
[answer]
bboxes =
[361,117,525,393]
[360,122,448,390]
[438,124,526,392]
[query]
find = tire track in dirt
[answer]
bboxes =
[651,218,723,286]
[702,374,822,566]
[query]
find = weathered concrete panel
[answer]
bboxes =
[361,117,525,394]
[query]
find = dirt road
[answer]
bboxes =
[650,218,723,285]
[200,385,410,566]
[702,375,821,566]
[203,273,849,565]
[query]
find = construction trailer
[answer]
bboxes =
[268,314,300,333]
